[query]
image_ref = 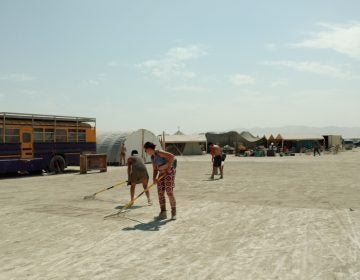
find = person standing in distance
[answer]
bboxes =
[119,143,127,166]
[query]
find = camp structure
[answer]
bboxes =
[240,131,267,147]
[275,134,324,153]
[96,129,161,164]
[205,131,266,152]
[322,135,342,150]
[164,133,207,155]
[265,134,275,148]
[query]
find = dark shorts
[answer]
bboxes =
[213,155,222,167]
[129,169,149,184]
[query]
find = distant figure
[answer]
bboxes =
[127,150,152,206]
[283,145,289,153]
[119,143,127,166]
[208,142,223,179]
[313,141,321,156]
[270,142,277,151]
[144,141,177,220]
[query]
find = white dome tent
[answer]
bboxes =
[96,129,162,164]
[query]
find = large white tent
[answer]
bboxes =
[96,129,161,164]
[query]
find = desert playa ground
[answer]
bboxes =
[1,150,360,280]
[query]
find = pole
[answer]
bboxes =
[141,129,145,161]
[162,131,166,150]
[2,113,5,143]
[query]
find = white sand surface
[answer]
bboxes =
[1,150,360,279]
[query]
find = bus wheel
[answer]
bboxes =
[49,155,65,173]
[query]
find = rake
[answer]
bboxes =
[104,175,164,219]
[83,180,128,200]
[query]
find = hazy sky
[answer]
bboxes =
[1,1,359,134]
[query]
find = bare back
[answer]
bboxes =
[127,156,149,183]
[211,145,222,156]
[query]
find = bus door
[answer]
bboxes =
[20,128,33,159]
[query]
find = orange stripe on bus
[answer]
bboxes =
[0,155,19,158]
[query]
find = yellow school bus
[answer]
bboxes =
[0,112,96,174]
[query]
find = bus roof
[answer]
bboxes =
[0,112,96,123]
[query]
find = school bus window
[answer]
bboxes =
[56,129,67,142]
[5,128,20,143]
[68,129,77,142]
[23,133,31,143]
[45,129,54,142]
[33,128,44,142]
[78,130,86,142]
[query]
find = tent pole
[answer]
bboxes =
[162,131,166,150]
[141,129,145,161]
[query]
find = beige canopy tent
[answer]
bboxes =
[164,134,207,155]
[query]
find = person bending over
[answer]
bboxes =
[208,142,223,180]
[127,150,152,206]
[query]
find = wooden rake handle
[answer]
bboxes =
[92,180,128,196]
[103,175,166,219]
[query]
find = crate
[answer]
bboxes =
[80,154,107,174]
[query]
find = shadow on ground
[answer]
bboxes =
[122,218,174,231]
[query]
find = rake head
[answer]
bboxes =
[83,194,96,200]
[104,212,121,219]
[103,208,130,219]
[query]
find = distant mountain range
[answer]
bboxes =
[231,126,360,139]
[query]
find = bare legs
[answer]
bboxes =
[211,166,223,179]
[129,178,151,205]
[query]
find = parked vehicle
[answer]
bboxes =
[353,140,360,148]
[0,112,96,174]
[222,145,235,154]
[342,139,354,150]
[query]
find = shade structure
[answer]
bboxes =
[164,134,207,155]
[96,129,161,164]
[205,131,266,150]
